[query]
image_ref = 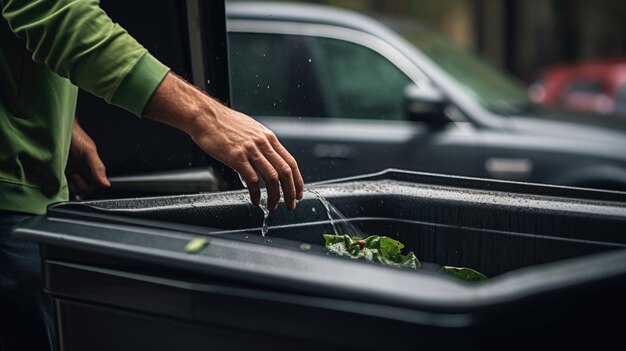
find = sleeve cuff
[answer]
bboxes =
[110,52,170,116]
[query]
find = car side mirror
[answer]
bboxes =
[404,83,449,125]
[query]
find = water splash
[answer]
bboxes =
[308,189,339,235]
[239,172,270,237]
[238,172,362,238]
[260,202,271,237]
[307,188,364,238]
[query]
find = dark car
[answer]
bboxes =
[224,1,626,190]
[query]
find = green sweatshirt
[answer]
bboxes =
[0,0,171,214]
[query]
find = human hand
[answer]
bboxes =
[143,72,304,211]
[66,119,110,197]
[190,104,304,211]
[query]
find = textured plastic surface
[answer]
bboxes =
[14,170,626,350]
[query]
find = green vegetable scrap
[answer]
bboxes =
[439,266,487,282]
[323,234,421,269]
[185,237,209,254]
[322,234,487,282]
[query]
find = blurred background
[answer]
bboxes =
[246,0,626,117]
[78,0,626,198]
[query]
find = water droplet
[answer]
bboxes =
[312,207,316,212]
[308,58,312,62]
[206,79,211,85]
[267,85,270,89]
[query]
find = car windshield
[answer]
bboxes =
[388,20,534,115]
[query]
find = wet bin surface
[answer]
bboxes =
[14,169,626,350]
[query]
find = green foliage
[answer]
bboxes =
[185,237,209,254]
[323,234,487,282]
[439,266,487,282]
[323,234,420,269]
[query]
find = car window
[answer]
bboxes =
[308,37,413,120]
[229,32,326,117]
[229,32,412,121]
[392,21,531,115]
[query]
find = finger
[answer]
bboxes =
[248,150,281,212]
[235,163,261,207]
[261,146,297,211]
[269,137,305,201]
[85,148,110,188]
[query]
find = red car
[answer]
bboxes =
[529,58,626,116]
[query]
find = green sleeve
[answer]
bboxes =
[0,0,170,116]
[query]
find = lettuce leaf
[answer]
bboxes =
[439,266,487,282]
[185,237,209,254]
[323,234,420,269]
[323,234,487,282]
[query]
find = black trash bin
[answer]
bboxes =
[14,169,626,350]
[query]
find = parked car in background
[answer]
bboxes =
[225,2,626,191]
[528,58,626,117]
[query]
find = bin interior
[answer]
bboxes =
[50,170,626,279]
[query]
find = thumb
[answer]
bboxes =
[86,147,110,188]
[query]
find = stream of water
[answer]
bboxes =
[306,189,364,238]
[257,188,364,238]
[259,199,271,237]
[239,173,272,237]
[239,173,363,238]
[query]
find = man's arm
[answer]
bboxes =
[2,0,304,210]
[143,72,304,211]
[1,0,160,111]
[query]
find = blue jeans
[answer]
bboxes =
[0,211,56,351]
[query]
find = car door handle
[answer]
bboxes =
[108,167,220,194]
[485,158,533,180]
[312,143,354,159]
